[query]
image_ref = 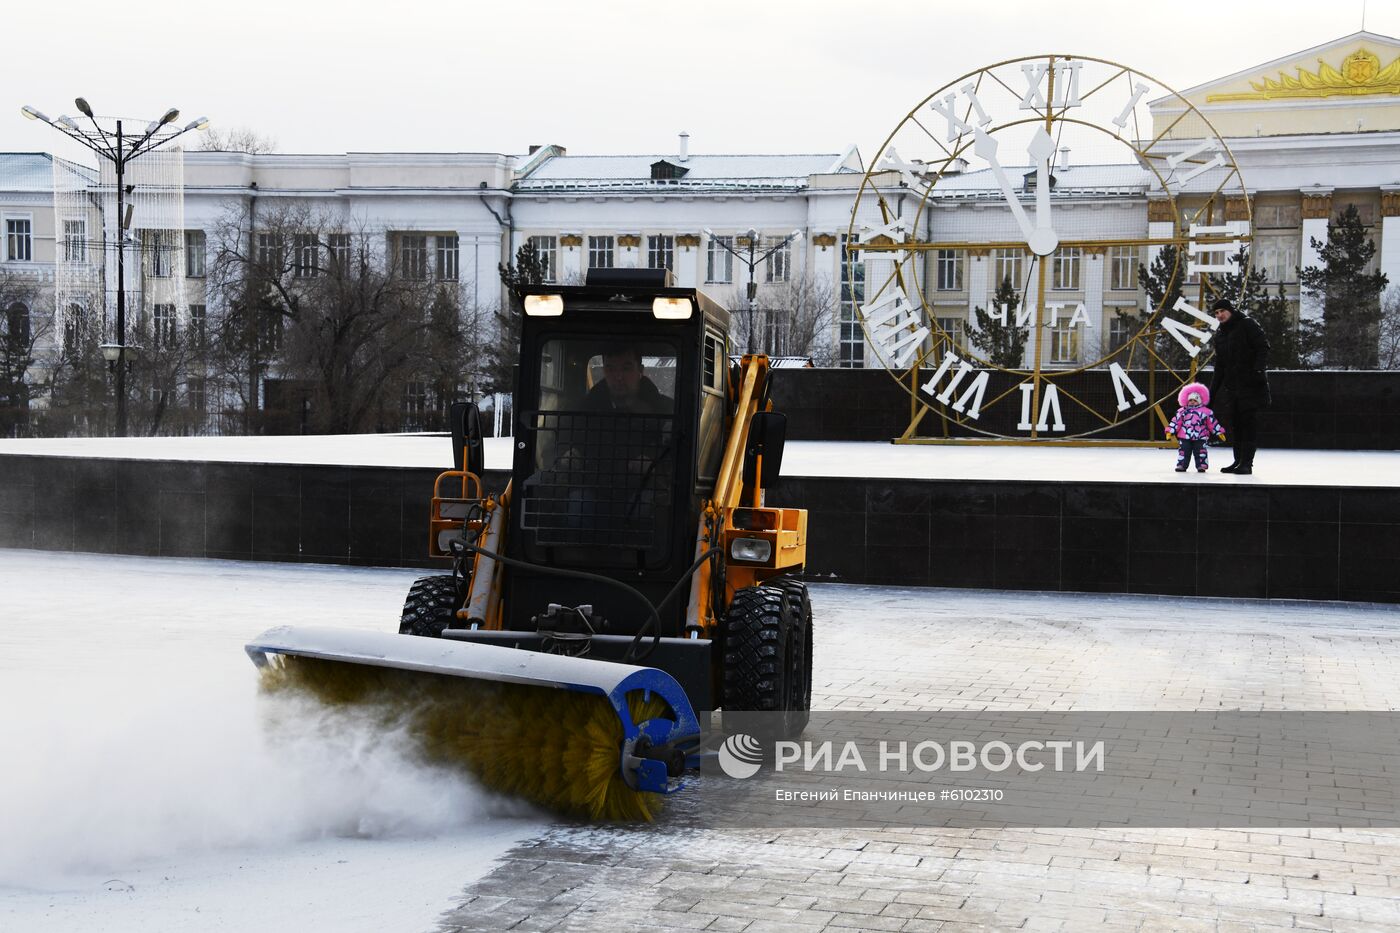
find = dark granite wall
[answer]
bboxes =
[770,369,1400,449]
[3,454,1395,604]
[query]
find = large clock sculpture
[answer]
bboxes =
[848,55,1252,442]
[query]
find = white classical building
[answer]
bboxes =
[2,31,1399,431]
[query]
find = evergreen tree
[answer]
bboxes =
[968,275,1027,368]
[491,241,547,392]
[1299,204,1389,368]
[1134,244,1192,371]
[1210,247,1315,370]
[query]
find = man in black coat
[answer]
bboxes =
[1207,298,1271,475]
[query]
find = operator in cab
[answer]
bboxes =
[584,344,673,415]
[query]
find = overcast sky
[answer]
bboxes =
[3,0,1397,167]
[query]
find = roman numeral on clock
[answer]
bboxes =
[861,287,930,369]
[920,351,989,418]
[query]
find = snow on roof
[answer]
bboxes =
[515,153,846,192]
[1,152,96,192]
[931,163,1152,199]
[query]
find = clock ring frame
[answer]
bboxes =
[847,53,1252,444]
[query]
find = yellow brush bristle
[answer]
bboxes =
[260,656,670,821]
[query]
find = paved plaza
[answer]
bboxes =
[441,586,1400,933]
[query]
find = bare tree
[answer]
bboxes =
[197,126,278,154]
[39,301,108,436]
[207,200,473,433]
[726,274,835,364]
[1380,286,1400,371]
[0,270,49,436]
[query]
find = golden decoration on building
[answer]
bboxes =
[1207,48,1400,101]
[1381,191,1400,218]
[1301,193,1334,220]
[1146,200,1175,223]
[1225,196,1253,222]
[811,233,837,249]
[559,234,584,247]
[617,234,641,248]
[676,234,702,248]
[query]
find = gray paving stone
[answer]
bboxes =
[437,585,1400,933]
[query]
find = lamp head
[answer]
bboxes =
[75,97,93,118]
[185,116,210,132]
[160,108,180,126]
[20,105,48,123]
[55,116,80,131]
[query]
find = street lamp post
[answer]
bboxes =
[22,99,208,436]
[703,227,804,351]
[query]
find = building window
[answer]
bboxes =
[936,249,964,291]
[1109,245,1138,290]
[187,377,206,414]
[293,234,319,278]
[1052,247,1081,290]
[150,231,174,277]
[402,381,428,431]
[436,234,460,281]
[189,304,207,347]
[706,235,733,283]
[5,303,30,345]
[1108,311,1141,357]
[994,248,1024,289]
[1050,321,1079,363]
[839,233,865,368]
[152,303,177,349]
[400,234,428,279]
[63,304,84,354]
[257,233,284,269]
[936,315,966,347]
[647,235,675,273]
[588,235,614,270]
[766,238,791,283]
[185,230,206,277]
[328,233,351,272]
[6,219,32,262]
[1255,235,1300,285]
[63,220,87,263]
[529,235,557,282]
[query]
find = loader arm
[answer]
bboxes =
[685,354,807,637]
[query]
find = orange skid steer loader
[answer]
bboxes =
[247,269,813,819]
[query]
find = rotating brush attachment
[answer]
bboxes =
[259,655,672,821]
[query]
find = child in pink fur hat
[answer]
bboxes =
[1166,382,1225,472]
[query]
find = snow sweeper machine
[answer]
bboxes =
[246,269,814,819]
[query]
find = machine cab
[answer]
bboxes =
[504,271,731,635]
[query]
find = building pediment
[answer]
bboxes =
[1151,32,1400,139]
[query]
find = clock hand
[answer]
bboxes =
[974,129,1037,246]
[1026,127,1060,257]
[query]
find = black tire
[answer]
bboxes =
[773,578,813,737]
[399,575,461,637]
[721,584,804,741]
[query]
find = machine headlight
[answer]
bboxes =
[729,537,772,563]
[524,294,564,316]
[652,297,693,320]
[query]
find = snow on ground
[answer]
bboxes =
[0,549,544,933]
[0,433,1395,487]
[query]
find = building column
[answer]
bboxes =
[675,234,701,288]
[1381,190,1400,300]
[559,233,583,283]
[1299,189,1333,323]
[1083,247,1105,359]
[967,250,990,318]
[618,233,641,269]
[1146,198,1174,272]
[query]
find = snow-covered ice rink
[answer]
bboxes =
[4,547,1400,931]
[1,433,1396,487]
[0,549,544,933]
